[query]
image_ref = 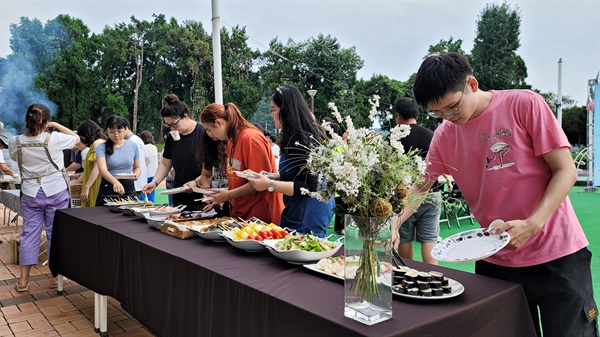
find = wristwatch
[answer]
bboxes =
[268,179,274,192]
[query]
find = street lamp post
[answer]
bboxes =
[307,89,317,114]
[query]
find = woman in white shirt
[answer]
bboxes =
[9,103,79,291]
[140,131,158,202]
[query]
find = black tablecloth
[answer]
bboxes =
[49,207,536,337]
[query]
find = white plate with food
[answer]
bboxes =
[393,277,464,300]
[233,170,258,179]
[261,236,343,264]
[191,218,239,242]
[220,231,267,252]
[147,206,185,217]
[431,228,510,263]
[160,186,191,195]
[191,187,216,194]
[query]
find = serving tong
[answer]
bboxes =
[391,248,409,268]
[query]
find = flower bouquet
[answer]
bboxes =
[302,95,426,325]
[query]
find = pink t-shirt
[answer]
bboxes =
[425,89,588,267]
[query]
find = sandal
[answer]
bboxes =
[15,280,29,292]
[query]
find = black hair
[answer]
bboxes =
[201,131,227,171]
[76,120,107,147]
[140,130,155,145]
[160,93,192,119]
[413,52,473,108]
[25,103,52,136]
[104,115,129,156]
[271,85,325,148]
[394,98,420,120]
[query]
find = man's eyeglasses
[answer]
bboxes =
[427,77,470,118]
[164,118,182,128]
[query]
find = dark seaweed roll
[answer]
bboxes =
[393,284,405,294]
[417,281,430,290]
[402,280,415,289]
[432,288,444,296]
[429,271,444,281]
[417,272,432,282]
[420,289,433,297]
[404,270,418,282]
[429,281,442,289]
[406,287,419,296]
[442,285,453,294]
[441,277,450,286]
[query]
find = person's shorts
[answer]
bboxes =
[399,192,441,244]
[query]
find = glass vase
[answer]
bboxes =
[343,214,393,325]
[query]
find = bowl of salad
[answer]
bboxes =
[261,234,343,264]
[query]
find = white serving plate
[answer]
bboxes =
[393,278,465,300]
[191,187,215,194]
[192,228,226,242]
[160,186,191,195]
[147,207,183,217]
[261,239,343,264]
[233,170,257,179]
[303,263,344,280]
[431,228,510,263]
[145,215,167,230]
[220,232,267,252]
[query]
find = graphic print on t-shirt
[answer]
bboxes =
[482,128,515,171]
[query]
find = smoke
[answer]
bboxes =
[0,56,57,134]
[0,17,64,134]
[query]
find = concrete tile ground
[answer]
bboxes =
[0,203,154,337]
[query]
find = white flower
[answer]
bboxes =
[328,102,343,124]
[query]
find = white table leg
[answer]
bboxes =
[56,274,64,295]
[94,293,108,336]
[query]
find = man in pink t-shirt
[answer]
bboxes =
[393,52,597,337]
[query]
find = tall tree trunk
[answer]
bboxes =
[132,40,144,134]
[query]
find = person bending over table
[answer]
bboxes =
[95,116,140,206]
[200,102,283,224]
[9,103,80,291]
[247,86,333,237]
[142,94,211,211]
[395,52,597,337]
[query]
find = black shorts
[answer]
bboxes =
[476,248,598,337]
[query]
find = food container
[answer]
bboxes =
[261,239,343,264]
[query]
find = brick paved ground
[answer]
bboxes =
[0,203,154,337]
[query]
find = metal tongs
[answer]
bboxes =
[391,248,408,268]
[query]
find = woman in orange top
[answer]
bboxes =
[200,103,283,224]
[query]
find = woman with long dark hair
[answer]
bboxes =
[247,85,334,237]
[95,116,140,205]
[200,102,283,223]
[75,120,107,207]
[9,103,80,291]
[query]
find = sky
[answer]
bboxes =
[1,0,599,106]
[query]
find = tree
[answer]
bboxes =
[470,3,530,90]
[258,34,364,125]
[426,37,467,57]
[562,105,587,146]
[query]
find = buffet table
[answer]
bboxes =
[49,207,536,337]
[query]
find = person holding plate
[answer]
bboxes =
[200,102,283,224]
[396,52,596,337]
[247,86,334,237]
[95,116,140,205]
[142,94,211,211]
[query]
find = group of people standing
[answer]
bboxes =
[6,51,596,337]
[8,85,337,292]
